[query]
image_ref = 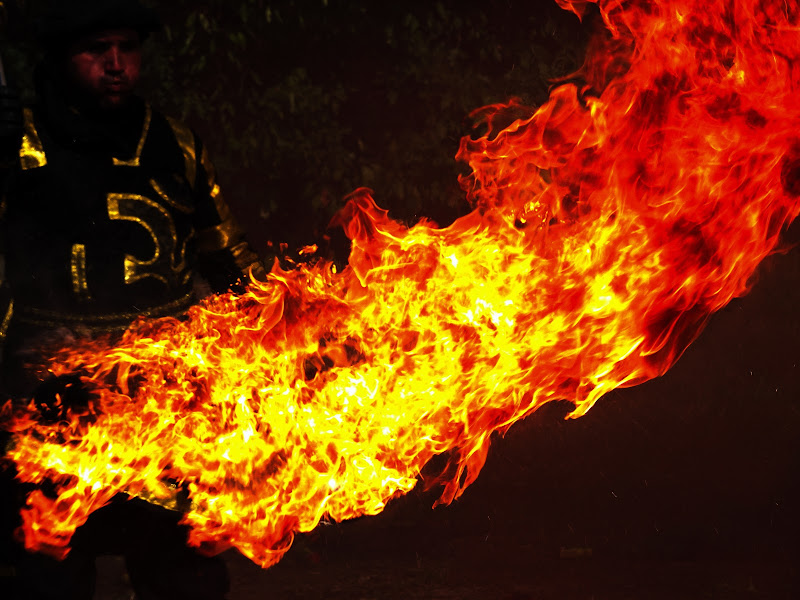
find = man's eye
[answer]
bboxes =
[87,43,109,54]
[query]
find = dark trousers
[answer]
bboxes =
[2,467,229,600]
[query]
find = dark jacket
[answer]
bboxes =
[0,70,261,366]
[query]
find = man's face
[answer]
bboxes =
[66,28,142,110]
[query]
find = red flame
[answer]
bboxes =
[3,0,800,568]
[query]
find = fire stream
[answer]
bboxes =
[2,0,800,568]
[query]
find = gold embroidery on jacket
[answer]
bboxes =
[209,183,233,221]
[113,104,152,167]
[196,218,241,254]
[150,178,193,213]
[70,244,92,300]
[16,293,194,330]
[20,108,47,170]
[0,300,13,340]
[196,177,247,253]
[107,193,187,287]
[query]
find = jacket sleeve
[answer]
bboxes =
[0,88,21,352]
[167,117,265,294]
[0,195,13,356]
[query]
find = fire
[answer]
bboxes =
[3,0,800,568]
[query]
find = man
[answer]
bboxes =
[0,1,264,598]
[1,0,262,373]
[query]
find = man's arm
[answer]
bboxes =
[194,142,265,292]
[164,115,265,294]
[0,85,20,355]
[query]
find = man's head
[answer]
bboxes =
[66,28,142,110]
[37,0,160,110]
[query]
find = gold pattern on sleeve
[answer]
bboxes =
[201,147,236,223]
[209,183,233,222]
[70,244,92,300]
[17,292,193,329]
[196,218,241,254]
[0,300,13,341]
[166,116,197,187]
[113,104,152,167]
[20,108,47,170]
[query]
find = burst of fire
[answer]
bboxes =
[2,0,800,568]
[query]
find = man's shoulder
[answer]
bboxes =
[152,110,194,146]
[145,106,195,149]
[145,107,205,188]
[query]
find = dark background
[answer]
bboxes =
[2,1,798,597]
[2,0,590,255]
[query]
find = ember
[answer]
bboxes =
[2,0,799,569]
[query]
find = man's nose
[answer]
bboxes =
[105,47,123,72]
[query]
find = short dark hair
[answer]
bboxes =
[36,0,161,50]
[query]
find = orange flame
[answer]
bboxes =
[3,0,800,568]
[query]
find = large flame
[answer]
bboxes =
[3,0,800,568]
